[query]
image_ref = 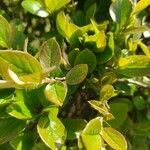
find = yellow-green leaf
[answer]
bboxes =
[44,0,71,13]
[21,0,49,17]
[100,84,117,102]
[101,127,127,150]
[132,0,150,15]
[37,114,66,149]
[0,50,42,88]
[81,117,103,150]
[0,15,12,48]
[138,41,150,57]
[56,11,79,42]
[39,38,61,72]
[118,55,150,77]
[88,100,114,120]
[44,81,67,106]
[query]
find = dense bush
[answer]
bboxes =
[0,0,150,149]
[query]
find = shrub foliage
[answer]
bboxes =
[0,0,150,149]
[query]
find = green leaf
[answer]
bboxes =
[0,101,10,118]
[96,32,114,64]
[133,96,146,110]
[132,0,150,15]
[32,141,49,150]
[7,100,32,120]
[62,119,87,140]
[138,41,150,57]
[0,50,42,88]
[101,127,127,150]
[100,84,117,102]
[118,55,150,77]
[21,0,49,17]
[44,0,71,13]
[109,0,132,28]
[56,11,80,45]
[66,64,88,85]
[10,132,35,150]
[39,38,61,72]
[80,117,103,150]
[84,30,106,52]
[74,49,97,73]
[0,117,26,144]
[37,114,66,149]
[68,49,79,66]
[108,102,129,128]
[86,3,96,23]
[88,100,114,120]
[0,15,12,48]
[44,81,67,106]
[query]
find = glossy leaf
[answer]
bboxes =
[66,64,88,85]
[100,84,117,102]
[0,15,11,48]
[81,117,103,150]
[101,127,127,150]
[109,0,132,28]
[138,41,150,57]
[44,81,67,106]
[21,0,49,17]
[62,119,87,140]
[39,38,61,72]
[44,0,71,13]
[84,30,106,52]
[37,114,66,149]
[7,100,32,120]
[74,49,97,73]
[132,0,150,15]
[88,100,114,120]
[0,50,42,88]
[118,55,150,77]
[56,11,80,43]
[96,32,114,64]
[0,117,26,144]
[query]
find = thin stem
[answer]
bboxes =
[117,78,150,89]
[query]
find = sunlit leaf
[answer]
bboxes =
[66,64,88,85]
[44,0,71,13]
[109,0,132,28]
[37,114,66,149]
[21,0,49,17]
[132,0,150,15]
[0,15,12,48]
[56,11,81,46]
[118,55,150,77]
[44,81,67,106]
[0,50,42,88]
[7,100,32,120]
[101,127,127,150]
[100,84,117,102]
[88,100,114,120]
[80,117,103,150]
[138,41,150,57]
[39,38,61,73]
